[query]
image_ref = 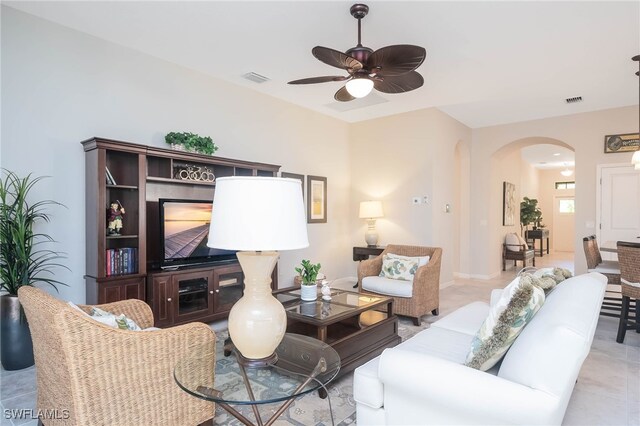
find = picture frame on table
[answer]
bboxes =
[307,175,327,224]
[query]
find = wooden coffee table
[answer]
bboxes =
[275,288,401,378]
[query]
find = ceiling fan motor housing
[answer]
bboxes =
[346,45,373,63]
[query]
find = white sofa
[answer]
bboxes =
[354,272,607,425]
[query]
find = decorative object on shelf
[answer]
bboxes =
[173,164,216,183]
[288,3,426,102]
[321,280,332,301]
[281,172,304,199]
[520,197,544,234]
[296,259,322,302]
[208,176,308,365]
[502,181,515,226]
[632,55,640,169]
[107,200,125,235]
[307,175,327,223]
[359,200,384,247]
[165,132,218,155]
[0,170,68,370]
[105,167,117,185]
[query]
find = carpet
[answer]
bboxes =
[211,317,428,425]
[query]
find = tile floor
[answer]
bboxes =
[1,252,638,425]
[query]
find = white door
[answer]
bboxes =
[599,165,640,255]
[553,196,575,252]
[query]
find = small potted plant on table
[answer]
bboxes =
[295,259,321,301]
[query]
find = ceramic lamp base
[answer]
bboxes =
[228,251,286,360]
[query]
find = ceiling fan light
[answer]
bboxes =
[560,168,574,177]
[345,78,374,98]
[632,150,640,166]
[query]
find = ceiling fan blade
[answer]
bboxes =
[313,46,363,72]
[368,45,426,77]
[334,86,356,102]
[374,71,424,94]
[288,76,349,85]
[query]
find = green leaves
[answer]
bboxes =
[520,197,543,228]
[0,170,68,295]
[165,132,218,155]
[295,259,322,285]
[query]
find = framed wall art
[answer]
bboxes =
[503,181,515,226]
[604,133,640,153]
[307,175,327,223]
[281,172,305,199]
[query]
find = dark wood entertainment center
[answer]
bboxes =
[82,137,280,326]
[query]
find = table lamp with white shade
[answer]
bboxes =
[359,200,384,247]
[207,176,308,365]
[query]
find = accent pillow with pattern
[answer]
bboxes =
[90,306,142,331]
[379,254,419,281]
[465,275,545,371]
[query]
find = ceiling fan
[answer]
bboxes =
[288,3,426,102]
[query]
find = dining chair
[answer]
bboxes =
[616,241,640,343]
[583,235,623,318]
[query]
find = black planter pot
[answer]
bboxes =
[1,294,34,370]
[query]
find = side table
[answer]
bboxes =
[353,246,385,288]
[525,229,550,257]
[174,333,340,426]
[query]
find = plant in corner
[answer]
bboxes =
[165,132,218,155]
[295,259,321,302]
[0,170,68,370]
[520,197,543,235]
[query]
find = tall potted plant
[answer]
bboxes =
[0,171,67,370]
[520,197,543,235]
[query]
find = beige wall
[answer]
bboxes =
[349,109,472,283]
[1,7,352,302]
[470,106,638,276]
[537,169,576,251]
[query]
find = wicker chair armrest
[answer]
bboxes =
[413,249,442,296]
[80,298,155,329]
[58,309,215,424]
[358,255,384,289]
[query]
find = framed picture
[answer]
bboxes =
[281,172,304,199]
[604,133,640,153]
[503,181,515,226]
[307,175,327,223]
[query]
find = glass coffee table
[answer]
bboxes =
[276,288,401,379]
[174,333,340,426]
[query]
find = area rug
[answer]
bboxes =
[211,317,428,425]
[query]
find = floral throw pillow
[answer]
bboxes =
[90,306,141,331]
[379,254,419,281]
[465,275,545,371]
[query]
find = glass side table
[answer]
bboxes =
[174,333,340,426]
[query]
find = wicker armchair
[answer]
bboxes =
[18,287,215,426]
[358,245,442,325]
[583,235,621,284]
[616,241,640,343]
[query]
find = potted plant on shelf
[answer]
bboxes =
[165,132,218,155]
[0,170,68,370]
[520,197,544,235]
[295,259,321,302]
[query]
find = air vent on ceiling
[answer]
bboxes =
[242,72,270,84]
[565,96,583,104]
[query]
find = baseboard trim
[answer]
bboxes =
[468,272,501,280]
[453,272,471,279]
[440,280,455,289]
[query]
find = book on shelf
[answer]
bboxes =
[105,167,117,185]
[105,247,137,276]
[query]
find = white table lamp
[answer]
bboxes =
[208,177,308,364]
[359,201,384,247]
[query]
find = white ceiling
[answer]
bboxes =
[520,144,574,170]
[5,1,640,127]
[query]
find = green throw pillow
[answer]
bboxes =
[90,306,141,331]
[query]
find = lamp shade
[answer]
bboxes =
[346,78,374,98]
[208,177,309,251]
[633,150,640,170]
[359,200,384,219]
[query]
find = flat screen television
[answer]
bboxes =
[159,198,237,268]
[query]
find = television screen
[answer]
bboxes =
[160,199,236,266]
